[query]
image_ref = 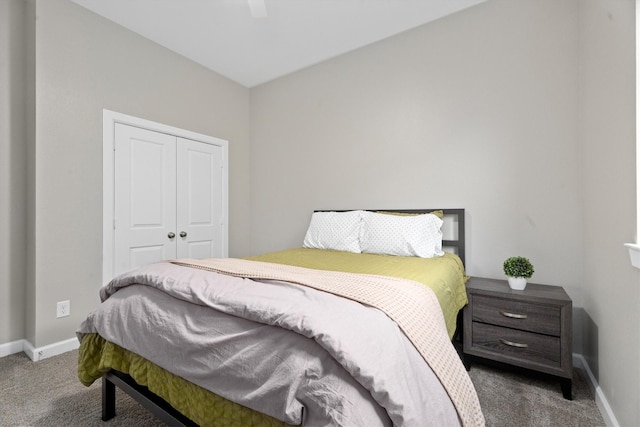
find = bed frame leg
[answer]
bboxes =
[101,370,198,426]
[102,375,116,421]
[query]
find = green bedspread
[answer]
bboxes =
[246,248,468,338]
[78,333,290,427]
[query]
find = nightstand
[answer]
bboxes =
[463,277,573,399]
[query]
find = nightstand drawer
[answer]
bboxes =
[471,322,561,367]
[472,295,561,336]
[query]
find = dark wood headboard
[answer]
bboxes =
[314,209,466,266]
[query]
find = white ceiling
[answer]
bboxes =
[71,0,485,88]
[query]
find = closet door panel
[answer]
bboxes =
[114,124,177,276]
[176,137,224,259]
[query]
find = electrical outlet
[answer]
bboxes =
[56,300,70,318]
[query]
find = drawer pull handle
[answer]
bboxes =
[500,310,527,319]
[500,338,528,348]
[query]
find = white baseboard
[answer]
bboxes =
[573,353,620,427]
[0,337,79,362]
[0,339,27,358]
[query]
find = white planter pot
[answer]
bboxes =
[507,276,527,290]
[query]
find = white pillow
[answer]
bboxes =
[360,212,444,258]
[303,210,364,253]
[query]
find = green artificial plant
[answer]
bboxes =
[503,256,534,278]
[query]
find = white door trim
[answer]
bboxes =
[103,109,228,284]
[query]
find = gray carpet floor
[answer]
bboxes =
[466,361,605,427]
[0,349,605,426]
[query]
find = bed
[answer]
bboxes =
[77,208,485,427]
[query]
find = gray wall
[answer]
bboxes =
[17,0,252,347]
[580,1,638,426]
[0,0,28,344]
[250,1,583,296]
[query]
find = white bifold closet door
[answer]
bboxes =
[113,123,225,277]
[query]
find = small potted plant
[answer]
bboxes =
[503,256,534,290]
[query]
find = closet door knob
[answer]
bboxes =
[168,232,175,239]
[180,231,187,238]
